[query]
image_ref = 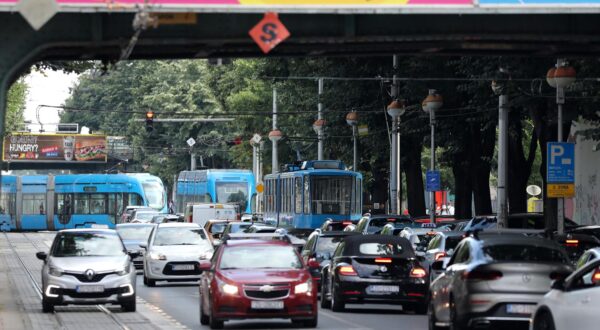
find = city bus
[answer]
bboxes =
[0,173,167,231]
[175,169,256,215]
[263,160,362,231]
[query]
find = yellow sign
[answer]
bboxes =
[256,183,264,193]
[151,13,197,25]
[547,184,575,198]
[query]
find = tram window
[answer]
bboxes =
[303,176,310,214]
[128,193,143,206]
[90,194,107,214]
[23,194,46,215]
[295,178,302,214]
[74,195,90,214]
[0,192,15,215]
[311,176,353,215]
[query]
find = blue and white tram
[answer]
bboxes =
[0,173,167,231]
[263,160,362,230]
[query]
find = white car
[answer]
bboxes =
[141,222,213,286]
[530,258,600,330]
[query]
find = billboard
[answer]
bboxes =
[3,133,107,163]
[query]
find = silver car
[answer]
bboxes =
[428,232,572,330]
[36,229,138,313]
[141,222,213,286]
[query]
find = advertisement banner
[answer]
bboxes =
[3,133,107,163]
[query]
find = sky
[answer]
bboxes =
[24,70,79,133]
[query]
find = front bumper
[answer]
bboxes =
[145,258,205,281]
[336,276,428,304]
[44,272,135,305]
[463,293,543,328]
[212,290,317,320]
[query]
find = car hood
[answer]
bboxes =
[50,255,129,273]
[219,269,308,284]
[151,244,213,257]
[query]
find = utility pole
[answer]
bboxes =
[269,87,282,174]
[317,78,324,160]
[492,74,510,228]
[389,55,399,215]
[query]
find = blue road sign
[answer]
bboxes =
[426,170,441,192]
[547,142,575,183]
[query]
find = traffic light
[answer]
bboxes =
[145,111,154,132]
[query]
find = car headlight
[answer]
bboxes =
[149,252,167,260]
[200,252,213,260]
[117,263,131,276]
[295,279,312,295]
[49,267,63,277]
[220,283,239,295]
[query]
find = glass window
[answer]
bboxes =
[0,191,15,215]
[74,194,89,214]
[303,176,310,214]
[219,245,302,270]
[142,181,166,210]
[310,176,353,215]
[444,236,463,252]
[128,193,143,206]
[22,194,46,215]
[483,244,569,263]
[295,178,303,214]
[153,227,211,247]
[117,225,154,241]
[90,194,106,214]
[359,243,404,256]
[51,232,125,257]
[216,182,248,213]
[315,236,346,256]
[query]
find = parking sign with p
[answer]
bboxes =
[546,142,575,198]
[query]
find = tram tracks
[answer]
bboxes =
[4,232,131,330]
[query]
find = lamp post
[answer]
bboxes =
[422,89,443,224]
[492,74,510,229]
[313,119,326,159]
[387,100,405,214]
[546,59,576,235]
[269,129,282,174]
[346,111,359,171]
[317,78,324,160]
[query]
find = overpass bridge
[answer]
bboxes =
[0,0,599,137]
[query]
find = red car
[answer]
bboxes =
[199,238,318,329]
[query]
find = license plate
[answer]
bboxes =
[366,285,399,294]
[172,264,195,271]
[251,300,284,309]
[506,304,536,315]
[76,285,104,293]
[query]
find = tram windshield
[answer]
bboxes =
[216,182,248,212]
[142,181,166,210]
[311,176,355,215]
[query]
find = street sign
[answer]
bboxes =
[358,125,369,136]
[186,138,196,147]
[248,12,290,54]
[256,183,264,193]
[547,142,575,183]
[547,183,575,198]
[251,134,262,145]
[426,170,441,192]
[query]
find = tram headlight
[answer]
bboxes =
[49,267,64,277]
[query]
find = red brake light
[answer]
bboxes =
[387,218,396,222]
[592,269,600,284]
[375,258,392,264]
[338,265,358,276]
[462,270,503,281]
[410,267,427,278]
[342,221,352,225]
[565,239,579,247]
[434,252,446,261]
[307,258,320,269]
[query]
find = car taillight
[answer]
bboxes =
[338,265,358,276]
[375,258,392,264]
[462,270,503,281]
[410,267,427,278]
[434,252,446,261]
[342,221,352,225]
[307,258,320,269]
[592,269,600,284]
[565,239,579,247]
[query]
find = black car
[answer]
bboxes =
[301,230,360,291]
[321,235,428,313]
[553,233,600,263]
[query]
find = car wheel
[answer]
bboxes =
[42,298,54,313]
[121,295,136,312]
[144,274,156,287]
[304,315,318,328]
[429,302,443,330]
[320,277,331,309]
[200,294,209,325]
[414,301,428,315]
[534,311,556,330]
[449,297,466,330]
[209,309,224,329]
[331,282,345,312]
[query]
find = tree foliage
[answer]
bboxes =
[6,79,27,133]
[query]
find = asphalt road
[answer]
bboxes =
[135,275,428,330]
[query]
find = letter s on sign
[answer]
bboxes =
[260,23,277,43]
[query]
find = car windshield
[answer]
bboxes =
[358,242,404,256]
[135,212,158,221]
[483,244,569,263]
[228,223,251,233]
[153,227,210,246]
[142,181,166,210]
[117,225,154,241]
[315,236,345,255]
[220,245,302,269]
[210,223,227,234]
[367,218,412,233]
[216,182,248,212]
[445,236,463,251]
[52,232,124,257]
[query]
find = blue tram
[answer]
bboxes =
[0,173,167,231]
[175,169,256,214]
[263,160,362,230]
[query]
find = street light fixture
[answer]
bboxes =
[387,99,406,215]
[269,129,283,174]
[422,89,443,224]
[346,111,359,171]
[313,119,326,160]
[546,59,576,235]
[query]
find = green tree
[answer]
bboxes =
[6,79,27,133]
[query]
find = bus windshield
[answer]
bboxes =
[142,181,165,210]
[216,182,248,212]
[311,176,353,215]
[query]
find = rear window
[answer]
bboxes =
[316,236,345,255]
[367,218,412,233]
[358,243,404,256]
[445,236,463,251]
[483,244,568,263]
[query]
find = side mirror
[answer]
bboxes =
[36,251,47,261]
[551,278,565,291]
[199,260,212,272]
[139,243,147,250]
[431,260,445,271]
[307,258,320,269]
[128,251,141,259]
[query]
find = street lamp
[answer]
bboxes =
[546,60,576,234]
[422,89,443,224]
[346,111,359,171]
[387,100,406,214]
[313,119,326,160]
[268,129,283,174]
[492,70,510,229]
